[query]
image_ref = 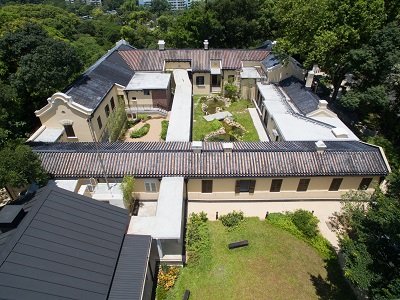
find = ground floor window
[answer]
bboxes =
[235,180,256,193]
[145,180,157,192]
[297,179,310,192]
[196,76,205,85]
[270,179,283,192]
[358,178,373,190]
[202,180,213,193]
[329,178,343,191]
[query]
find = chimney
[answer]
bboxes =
[315,140,327,153]
[203,40,209,50]
[192,141,203,153]
[305,70,314,89]
[223,142,233,153]
[318,100,328,109]
[158,40,165,51]
[0,205,25,233]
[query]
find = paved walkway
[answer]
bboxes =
[248,108,270,141]
[124,113,170,142]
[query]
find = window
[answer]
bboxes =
[358,178,373,190]
[97,116,102,130]
[235,180,256,193]
[64,125,75,137]
[329,178,343,191]
[143,90,150,96]
[228,75,235,83]
[145,181,157,192]
[105,104,110,117]
[110,97,115,110]
[270,179,283,192]
[202,180,213,193]
[196,76,205,85]
[297,179,310,192]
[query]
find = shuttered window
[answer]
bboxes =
[105,104,110,117]
[358,178,373,190]
[297,179,310,192]
[235,180,256,193]
[329,178,343,191]
[202,180,213,193]
[270,179,283,192]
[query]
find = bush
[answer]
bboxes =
[219,210,244,228]
[186,212,210,265]
[291,209,319,238]
[137,113,149,120]
[130,123,150,138]
[160,120,169,140]
[224,82,238,99]
[156,265,180,299]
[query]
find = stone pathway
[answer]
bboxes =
[248,108,270,141]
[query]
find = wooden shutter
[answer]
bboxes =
[297,179,310,192]
[358,178,372,190]
[329,178,343,191]
[235,180,241,193]
[249,180,256,194]
[202,180,213,193]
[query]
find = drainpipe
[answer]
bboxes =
[182,178,189,261]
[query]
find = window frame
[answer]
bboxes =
[64,124,75,138]
[358,178,373,190]
[270,179,283,192]
[97,116,103,130]
[202,180,213,193]
[235,180,256,194]
[144,180,157,193]
[329,178,343,191]
[196,76,205,86]
[297,179,310,192]
[143,90,150,96]
[105,104,110,117]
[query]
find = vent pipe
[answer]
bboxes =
[305,70,314,89]
[192,141,203,153]
[204,40,209,50]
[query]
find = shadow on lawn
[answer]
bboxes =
[310,257,356,300]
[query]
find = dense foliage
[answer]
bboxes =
[120,175,135,213]
[291,209,319,238]
[186,212,210,266]
[338,174,400,299]
[129,123,150,138]
[107,97,127,142]
[219,210,244,228]
[160,120,168,140]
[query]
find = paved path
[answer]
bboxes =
[248,108,270,141]
[124,113,170,142]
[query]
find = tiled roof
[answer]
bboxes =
[118,49,271,72]
[280,76,320,114]
[63,41,135,111]
[32,141,390,178]
[0,185,132,299]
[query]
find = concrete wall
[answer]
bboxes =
[240,78,257,100]
[265,61,305,83]
[193,72,210,95]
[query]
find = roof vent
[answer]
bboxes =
[204,40,209,50]
[318,100,328,108]
[223,142,233,153]
[315,140,327,153]
[331,128,349,138]
[0,205,25,233]
[158,40,165,51]
[192,141,203,153]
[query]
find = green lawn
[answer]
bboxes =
[192,95,260,141]
[167,218,354,300]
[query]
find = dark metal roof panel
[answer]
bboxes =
[0,185,130,300]
[32,141,390,178]
[108,235,151,300]
[280,76,319,114]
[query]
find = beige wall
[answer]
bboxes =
[222,70,238,85]
[240,78,257,100]
[187,176,380,201]
[165,61,191,70]
[193,72,211,95]
[127,90,153,107]
[265,61,305,83]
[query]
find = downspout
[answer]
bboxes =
[182,178,189,262]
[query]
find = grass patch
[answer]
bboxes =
[168,217,354,300]
[192,95,259,142]
[130,123,150,138]
[160,120,169,141]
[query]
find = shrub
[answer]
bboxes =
[224,82,238,99]
[156,265,180,299]
[137,113,149,120]
[160,120,169,140]
[120,175,135,214]
[186,212,210,265]
[219,210,244,228]
[130,123,150,138]
[291,209,319,238]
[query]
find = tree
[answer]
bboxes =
[149,0,170,16]
[120,175,135,214]
[338,181,400,299]
[0,143,49,189]
[274,0,386,102]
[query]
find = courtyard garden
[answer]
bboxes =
[192,95,260,142]
[159,212,355,300]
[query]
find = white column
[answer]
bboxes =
[157,239,163,258]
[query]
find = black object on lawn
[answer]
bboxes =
[229,240,249,249]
